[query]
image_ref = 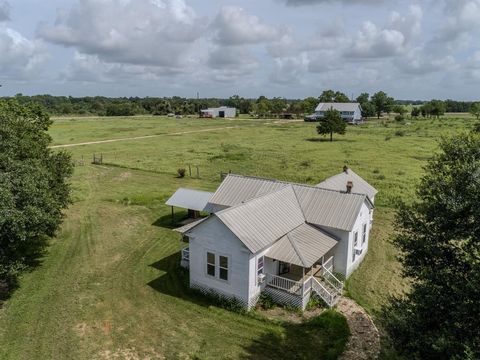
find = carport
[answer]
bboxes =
[165,188,213,223]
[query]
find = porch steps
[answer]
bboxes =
[311,276,342,307]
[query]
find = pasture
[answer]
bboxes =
[0,114,474,359]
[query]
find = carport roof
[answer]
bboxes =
[165,188,213,212]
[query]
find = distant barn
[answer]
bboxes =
[200,106,236,118]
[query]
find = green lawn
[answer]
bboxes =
[0,114,475,359]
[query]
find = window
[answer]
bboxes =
[257,256,264,276]
[207,252,215,277]
[219,255,229,281]
[362,223,367,244]
[207,252,229,281]
[352,232,358,262]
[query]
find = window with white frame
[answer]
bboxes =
[206,252,229,281]
[352,231,358,262]
[257,256,264,276]
[207,252,216,277]
[362,223,367,244]
[219,255,229,281]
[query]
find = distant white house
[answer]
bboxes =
[306,103,363,124]
[200,106,236,118]
[167,167,377,310]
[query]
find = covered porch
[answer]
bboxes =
[261,223,343,308]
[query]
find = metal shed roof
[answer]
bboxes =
[267,223,338,268]
[165,188,213,212]
[315,102,361,112]
[317,168,378,201]
[216,186,305,253]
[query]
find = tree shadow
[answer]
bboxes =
[240,311,350,360]
[305,137,354,143]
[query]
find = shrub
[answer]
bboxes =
[306,295,325,310]
[376,174,386,180]
[395,114,405,122]
[300,160,312,167]
[257,293,275,310]
[385,135,391,141]
[394,130,405,137]
[177,168,186,178]
[373,168,380,174]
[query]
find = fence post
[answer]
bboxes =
[189,165,192,177]
[196,166,199,178]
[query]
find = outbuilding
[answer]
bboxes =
[200,106,236,118]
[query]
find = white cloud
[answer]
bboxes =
[0,25,48,79]
[270,54,308,84]
[440,0,480,42]
[395,47,456,74]
[212,6,283,45]
[389,4,422,43]
[282,0,382,5]
[206,46,259,80]
[38,0,206,69]
[0,0,10,22]
[346,21,405,58]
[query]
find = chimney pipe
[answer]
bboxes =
[346,181,353,193]
[343,165,348,173]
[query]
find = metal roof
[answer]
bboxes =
[216,186,305,253]
[317,168,378,201]
[315,102,361,112]
[173,217,208,233]
[267,224,338,267]
[205,174,370,231]
[293,184,366,231]
[165,188,213,212]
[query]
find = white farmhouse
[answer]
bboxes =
[167,167,377,310]
[312,103,363,124]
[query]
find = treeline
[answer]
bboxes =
[2,92,478,117]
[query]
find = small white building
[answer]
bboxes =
[168,167,377,310]
[313,103,363,124]
[200,106,236,118]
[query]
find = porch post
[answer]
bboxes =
[171,206,174,224]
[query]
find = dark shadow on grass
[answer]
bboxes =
[240,310,350,360]
[151,211,188,229]
[305,137,354,143]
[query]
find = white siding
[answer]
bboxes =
[188,217,251,304]
[345,201,371,277]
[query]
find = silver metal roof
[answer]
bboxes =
[267,224,337,267]
[216,186,305,253]
[165,188,213,212]
[315,102,361,112]
[293,184,366,231]
[317,168,378,201]
[206,174,370,231]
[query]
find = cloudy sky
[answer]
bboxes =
[1,0,479,99]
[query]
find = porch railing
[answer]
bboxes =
[311,277,336,307]
[265,273,303,296]
[321,266,343,294]
[181,247,190,261]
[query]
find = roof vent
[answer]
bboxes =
[346,181,353,193]
[343,165,348,173]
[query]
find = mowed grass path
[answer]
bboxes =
[0,115,474,359]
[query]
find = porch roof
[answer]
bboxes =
[267,223,337,268]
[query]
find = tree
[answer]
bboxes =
[371,91,394,119]
[301,97,319,114]
[319,90,350,103]
[411,107,420,117]
[316,109,346,141]
[356,93,375,118]
[470,102,480,120]
[0,100,73,288]
[429,100,446,118]
[383,133,480,359]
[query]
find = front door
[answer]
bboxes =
[279,261,291,275]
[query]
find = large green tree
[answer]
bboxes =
[470,102,480,120]
[371,91,394,119]
[319,90,350,103]
[383,133,480,359]
[0,100,73,287]
[316,109,346,141]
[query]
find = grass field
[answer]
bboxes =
[0,114,475,359]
